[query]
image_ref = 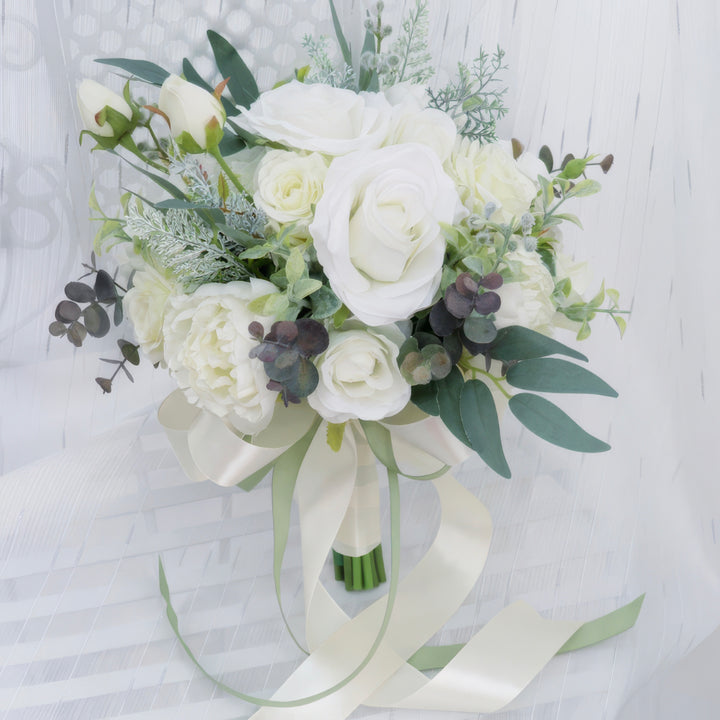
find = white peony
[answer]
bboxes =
[253,149,327,226]
[308,323,410,422]
[309,143,464,326]
[493,248,556,334]
[446,138,538,223]
[238,80,391,156]
[77,79,132,137]
[123,264,177,365]
[162,279,279,434]
[158,74,225,150]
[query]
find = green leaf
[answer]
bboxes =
[182,57,240,117]
[310,285,342,319]
[119,340,140,365]
[589,281,606,308]
[333,304,351,329]
[490,325,588,362]
[411,380,440,416]
[358,26,377,91]
[554,212,583,229]
[463,313,497,344]
[505,358,617,397]
[560,157,590,180]
[606,287,620,306]
[436,367,470,446]
[207,30,259,108]
[238,244,274,260]
[248,293,290,316]
[509,393,610,452]
[613,315,627,337]
[285,247,305,284]
[96,57,170,85]
[538,145,554,174]
[567,178,602,198]
[577,321,592,340]
[291,277,323,300]
[328,0,353,66]
[326,422,346,452]
[114,152,187,200]
[459,380,511,478]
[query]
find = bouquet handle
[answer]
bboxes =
[331,429,386,590]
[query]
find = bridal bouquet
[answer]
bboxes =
[53,1,639,716]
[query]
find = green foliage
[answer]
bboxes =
[206,30,259,108]
[380,0,434,86]
[125,202,248,288]
[302,35,356,89]
[427,47,508,142]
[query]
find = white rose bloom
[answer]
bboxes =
[123,264,177,365]
[238,81,391,156]
[162,279,279,434]
[494,249,556,334]
[383,83,457,162]
[77,79,132,137]
[158,74,225,149]
[308,323,410,422]
[310,143,464,326]
[446,138,538,223]
[253,149,327,226]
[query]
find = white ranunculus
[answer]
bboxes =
[494,248,556,334]
[158,74,226,150]
[123,264,177,365]
[77,79,132,137]
[446,138,539,223]
[238,80,391,156]
[308,323,410,422]
[162,279,279,434]
[310,143,464,326]
[253,149,327,226]
[383,84,457,163]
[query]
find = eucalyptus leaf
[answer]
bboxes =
[538,145,554,174]
[506,358,618,397]
[329,0,353,66]
[94,270,116,302]
[411,381,440,416]
[509,393,611,452]
[48,321,67,337]
[83,302,111,337]
[67,321,87,347]
[207,30,259,108]
[65,281,95,303]
[436,367,470,446]
[567,178,601,198]
[463,313,497,344]
[96,57,170,85]
[119,341,140,366]
[459,380,510,478]
[291,278,323,300]
[56,300,81,323]
[490,325,588,363]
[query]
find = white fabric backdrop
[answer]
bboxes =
[1,1,719,718]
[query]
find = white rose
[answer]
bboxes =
[123,264,177,365]
[384,85,457,163]
[253,149,327,226]
[77,79,132,137]
[158,74,226,150]
[238,81,391,156]
[446,138,538,223]
[493,248,556,334]
[162,279,279,434]
[310,143,464,326]
[308,323,411,422]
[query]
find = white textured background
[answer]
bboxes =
[1,1,719,718]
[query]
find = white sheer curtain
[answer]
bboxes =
[1,1,719,718]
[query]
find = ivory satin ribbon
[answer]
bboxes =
[158,391,598,718]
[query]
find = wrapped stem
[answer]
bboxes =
[331,429,385,591]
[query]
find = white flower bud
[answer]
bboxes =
[77,79,132,137]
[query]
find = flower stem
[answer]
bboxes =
[332,545,386,591]
[209,147,249,197]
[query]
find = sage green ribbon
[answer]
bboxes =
[158,390,643,718]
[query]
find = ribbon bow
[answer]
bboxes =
[159,390,643,718]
